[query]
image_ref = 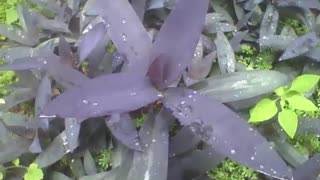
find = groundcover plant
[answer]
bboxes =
[1,0,320,179]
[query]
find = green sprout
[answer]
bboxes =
[96,149,112,172]
[249,74,320,139]
[288,134,320,156]
[208,159,258,180]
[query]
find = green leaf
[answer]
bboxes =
[289,74,320,93]
[286,94,318,111]
[24,163,44,180]
[6,8,18,25]
[278,109,298,139]
[274,86,288,96]
[249,98,278,122]
[8,0,18,5]
[0,171,3,180]
[12,158,19,166]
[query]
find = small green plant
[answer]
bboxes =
[236,44,273,70]
[208,159,259,180]
[249,74,320,138]
[1,158,43,180]
[281,18,309,36]
[96,149,112,172]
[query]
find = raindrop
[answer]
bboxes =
[152,139,156,143]
[157,93,164,98]
[145,144,149,147]
[230,149,236,154]
[92,102,99,106]
[259,165,264,169]
[251,156,255,160]
[249,127,253,131]
[180,101,186,105]
[130,92,137,96]
[43,61,47,64]
[135,142,140,146]
[121,19,127,24]
[146,131,150,135]
[188,95,193,98]
[82,100,89,104]
[178,63,182,67]
[70,133,74,136]
[105,23,111,28]
[121,34,127,42]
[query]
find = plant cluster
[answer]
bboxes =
[1,0,320,180]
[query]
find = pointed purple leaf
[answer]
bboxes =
[98,0,152,71]
[293,154,320,180]
[0,24,40,46]
[0,88,36,112]
[169,126,201,157]
[279,32,320,60]
[105,113,142,151]
[42,73,161,119]
[59,36,74,65]
[230,30,248,52]
[275,0,320,10]
[127,109,170,180]
[163,88,292,179]
[131,0,147,20]
[29,132,42,153]
[147,0,208,88]
[64,118,80,152]
[79,23,108,62]
[215,31,236,74]
[0,136,32,164]
[260,5,279,50]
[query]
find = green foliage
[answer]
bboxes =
[208,159,259,180]
[134,114,145,128]
[236,45,273,70]
[249,98,278,122]
[290,74,320,94]
[278,109,298,139]
[0,171,3,180]
[281,18,309,36]
[24,163,44,180]
[249,74,320,138]
[96,149,112,172]
[288,134,320,156]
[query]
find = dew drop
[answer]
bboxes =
[122,34,127,42]
[92,102,99,106]
[121,19,127,24]
[249,127,253,131]
[43,61,47,64]
[259,165,264,169]
[230,149,236,154]
[152,139,156,143]
[130,92,137,96]
[82,100,89,104]
[135,142,140,146]
[251,156,255,160]
[180,101,186,105]
[145,144,149,147]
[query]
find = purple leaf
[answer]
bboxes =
[79,23,108,62]
[127,108,170,180]
[29,132,42,153]
[260,5,279,50]
[244,0,263,10]
[16,4,38,33]
[215,31,236,74]
[131,0,147,20]
[163,88,292,179]
[293,154,320,180]
[0,24,40,46]
[98,0,152,71]
[64,118,80,152]
[147,0,208,88]
[189,70,289,103]
[169,126,201,157]
[275,0,320,10]
[59,36,74,65]
[0,88,36,112]
[0,136,32,164]
[279,32,320,60]
[35,75,51,129]
[105,113,142,151]
[35,131,74,168]
[230,30,248,52]
[83,150,97,175]
[42,73,161,119]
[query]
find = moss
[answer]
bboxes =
[288,134,320,156]
[208,159,259,180]
[280,18,309,36]
[134,114,145,128]
[236,44,274,70]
